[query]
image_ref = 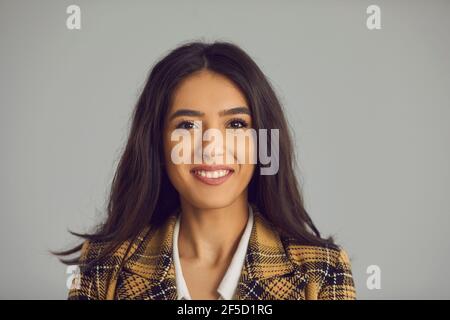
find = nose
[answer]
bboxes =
[203,149,225,164]
[202,133,225,164]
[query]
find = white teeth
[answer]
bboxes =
[193,170,230,179]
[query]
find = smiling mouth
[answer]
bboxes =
[190,166,235,186]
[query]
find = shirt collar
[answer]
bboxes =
[172,204,254,300]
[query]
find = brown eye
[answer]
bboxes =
[176,120,199,130]
[227,118,249,129]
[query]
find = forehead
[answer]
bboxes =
[170,70,248,112]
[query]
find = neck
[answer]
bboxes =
[177,196,249,266]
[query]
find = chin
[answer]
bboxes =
[185,192,238,210]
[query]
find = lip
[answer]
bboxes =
[190,165,235,186]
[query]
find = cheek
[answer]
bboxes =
[164,149,193,189]
[163,132,185,187]
[164,162,193,198]
[226,133,257,165]
[237,163,256,186]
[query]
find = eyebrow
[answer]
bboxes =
[169,106,250,120]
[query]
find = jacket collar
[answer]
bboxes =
[121,203,297,299]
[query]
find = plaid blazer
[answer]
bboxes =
[68,205,356,300]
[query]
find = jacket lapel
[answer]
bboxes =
[118,210,179,300]
[233,207,304,300]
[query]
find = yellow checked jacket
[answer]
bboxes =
[68,205,356,300]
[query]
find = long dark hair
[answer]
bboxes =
[54,40,335,266]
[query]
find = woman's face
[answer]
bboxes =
[163,69,256,209]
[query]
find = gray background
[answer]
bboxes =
[1,0,449,299]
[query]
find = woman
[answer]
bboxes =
[55,40,356,300]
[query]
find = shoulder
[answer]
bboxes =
[68,226,152,300]
[282,238,353,271]
[281,237,356,299]
[77,226,152,267]
[77,239,106,266]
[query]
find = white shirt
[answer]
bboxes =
[172,204,254,300]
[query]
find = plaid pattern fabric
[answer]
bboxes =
[68,204,356,300]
